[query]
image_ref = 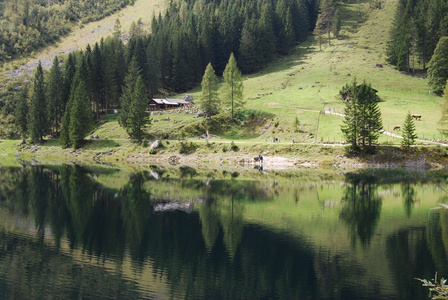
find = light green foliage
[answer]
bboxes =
[200,63,220,117]
[417,273,448,300]
[401,111,418,150]
[127,76,150,141]
[222,53,244,121]
[428,37,448,95]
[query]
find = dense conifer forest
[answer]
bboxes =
[386,0,448,73]
[1,0,320,140]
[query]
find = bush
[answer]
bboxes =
[179,141,197,154]
[230,141,239,152]
[141,140,148,148]
[222,145,228,152]
[416,273,448,300]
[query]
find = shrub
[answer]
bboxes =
[230,141,239,152]
[179,141,197,154]
[222,145,228,152]
[141,140,148,148]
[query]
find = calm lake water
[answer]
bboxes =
[0,163,447,299]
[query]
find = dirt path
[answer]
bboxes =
[6,0,164,79]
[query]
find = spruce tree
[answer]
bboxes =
[15,85,29,140]
[47,56,64,137]
[428,37,448,94]
[222,53,244,121]
[68,81,94,149]
[119,57,140,129]
[29,61,48,143]
[341,79,382,153]
[200,63,220,117]
[401,111,418,150]
[127,76,150,141]
[438,79,448,136]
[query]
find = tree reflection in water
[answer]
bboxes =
[340,173,382,247]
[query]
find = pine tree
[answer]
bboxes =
[92,42,104,118]
[127,76,150,141]
[200,63,220,117]
[332,7,342,37]
[29,61,48,142]
[438,80,448,136]
[119,57,140,129]
[428,37,448,94]
[68,81,94,149]
[222,53,244,121]
[401,111,418,150]
[47,56,64,137]
[341,79,382,153]
[15,85,29,140]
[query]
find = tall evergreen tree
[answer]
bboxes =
[200,63,220,117]
[315,0,336,46]
[47,56,64,137]
[68,81,94,149]
[341,79,382,153]
[119,57,140,129]
[428,37,448,94]
[29,61,48,142]
[438,80,448,136]
[222,53,244,121]
[127,76,150,141]
[92,42,104,118]
[15,85,29,140]
[401,111,418,150]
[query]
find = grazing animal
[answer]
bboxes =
[393,125,401,131]
[411,114,421,120]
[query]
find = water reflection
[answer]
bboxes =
[0,165,447,299]
[340,173,382,247]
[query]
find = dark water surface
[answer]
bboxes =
[0,164,447,299]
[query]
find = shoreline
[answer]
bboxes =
[2,139,446,171]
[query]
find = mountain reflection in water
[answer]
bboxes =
[0,164,447,299]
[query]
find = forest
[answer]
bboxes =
[2,0,321,141]
[386,0,448,73]
[0,0,135,61]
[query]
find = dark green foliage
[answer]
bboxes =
[179,141,198,154]
[68,81,94,149]
[127,76,150,142]
[341,79,383,153]
[438,80,448,136]
[15,85,29,139]
[119,57,140,129]
[428,37,448,94]
[29,61,48,142]
[230,141,239,152]
[386,0,448,72]
[47,56,64,137]
[401,112,418,150]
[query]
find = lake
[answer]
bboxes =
[0,163,447,299]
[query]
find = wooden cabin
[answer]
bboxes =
[150,95,194,111]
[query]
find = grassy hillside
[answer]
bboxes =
[2,0,447,166]
[83,0,444,147]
